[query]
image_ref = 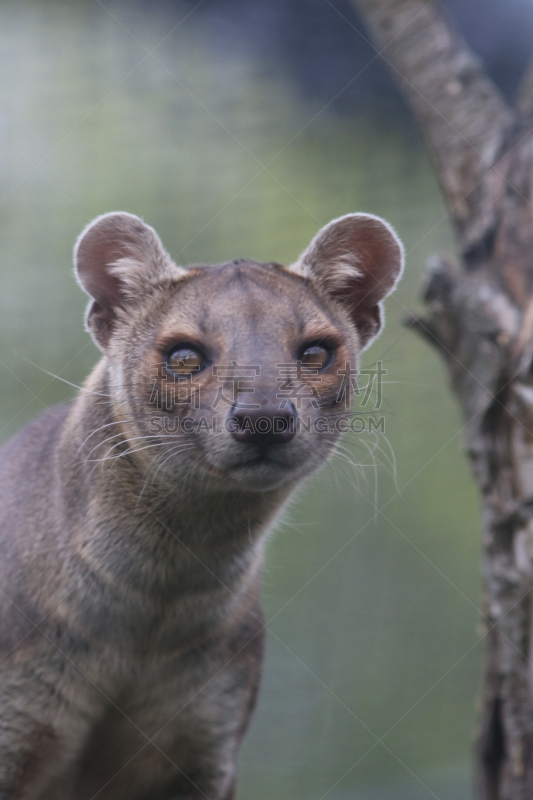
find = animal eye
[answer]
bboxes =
[167,346,206,375]
[300,344,332,370]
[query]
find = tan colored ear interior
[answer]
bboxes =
[289,213,404,305]
[289,213,404,350]
[74,211,185,309]
[74,211,186,352]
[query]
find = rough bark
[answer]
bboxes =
[354,1,533,798]
[515,56,533,118]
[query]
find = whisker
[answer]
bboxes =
[84,431,190,461]
[12,352,113,398]
[75,418,140,454]
[91,441,171,464]
[135,443,198,509]
[150,443,196,483]
[89,433,193,463]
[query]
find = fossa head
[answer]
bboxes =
[74,212,403,492]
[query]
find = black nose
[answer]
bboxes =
[229,392,296,447]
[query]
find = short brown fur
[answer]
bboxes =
[0,212,403,798]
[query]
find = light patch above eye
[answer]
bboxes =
[167,346,206,375]
[300,344,333,370]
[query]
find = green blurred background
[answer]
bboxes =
[0,2,485,798]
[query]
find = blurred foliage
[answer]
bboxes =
[0,2,479,798]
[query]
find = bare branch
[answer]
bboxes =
[353,0,514,250]
[354,3,533,797]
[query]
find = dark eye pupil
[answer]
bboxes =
[302,345,330,368]
[168,348,204,374]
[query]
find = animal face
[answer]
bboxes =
[75,212,403,492]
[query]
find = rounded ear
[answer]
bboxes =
[74,212,184,351]
[291,213,404,350]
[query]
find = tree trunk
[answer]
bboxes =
[353,1,533,797]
